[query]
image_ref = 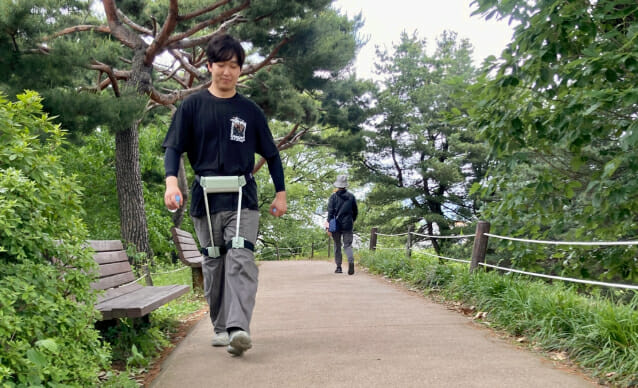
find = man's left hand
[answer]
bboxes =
[270,191,287,217]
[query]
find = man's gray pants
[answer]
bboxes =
[332,230,354,267]
[192,209,260,334]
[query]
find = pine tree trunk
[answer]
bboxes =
[115,125,152,260]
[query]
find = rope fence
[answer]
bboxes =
[256,238,335,260]
[376,232,410,237]
[412,232,476,239]
[159,221,638,291]
[417,250,471,264]
[484,233,638,246]
[478,262,638,290]
[369,221,638,291]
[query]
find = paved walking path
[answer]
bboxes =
[150,260,596,388]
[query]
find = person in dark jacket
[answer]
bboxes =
[327,175,358,275]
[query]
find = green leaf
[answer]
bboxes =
[620,121,638,150]
[36,338,60,354]
[603,159,620,178]
[27,349,47,367]
[583,102,601,116]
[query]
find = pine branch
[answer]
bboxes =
[166,12,248,50]
[242,38,289,75]
[253,123,307,174]
[145,0,179,64]
[101,0,144,49]
[116,9,153,36]
[45,25,111,40]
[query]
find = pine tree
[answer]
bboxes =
[1,0,364,257]
[357,31,488,253]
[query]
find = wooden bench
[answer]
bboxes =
[90,239,190,320]
[170,227,204,291]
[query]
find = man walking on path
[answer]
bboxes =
[163,34,287,357]
[327,175,358,275]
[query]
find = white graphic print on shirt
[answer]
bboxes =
[230,116,247,143]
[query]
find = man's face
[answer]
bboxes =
[207,55,241,94]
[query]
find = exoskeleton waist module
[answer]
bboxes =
[199,175,254,257]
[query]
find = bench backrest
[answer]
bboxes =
[89,240,146,306]
[89,240,137,290]
[171,227,203,267]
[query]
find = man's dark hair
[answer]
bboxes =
[206,34,245,68]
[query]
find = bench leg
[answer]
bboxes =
[95,315,152,333]
[95,318,119,332]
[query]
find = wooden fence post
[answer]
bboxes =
[406,225,412,258]
[328,236,331,258]
[311,242,314,259]
[370,227,378,251]
[470,221,490,272]
[276,244,280,261]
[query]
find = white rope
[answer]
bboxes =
[411,232,476,239]
[416,250,472,264]
[122,273,147,287]
[479,262,638,290]
[151,266,189,275]
[120,265,190,287]
[375,247,404,250]
[376,232,410,237]
[259,246,306,252]
[485,233,638,246]
[275,246,305,251]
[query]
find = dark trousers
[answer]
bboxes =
[332,230,354,267]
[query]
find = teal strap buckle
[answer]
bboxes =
[231,237,245,249]
[225,238,255,251]
[206,246,222,258]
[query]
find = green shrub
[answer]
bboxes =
[0,91,111,386]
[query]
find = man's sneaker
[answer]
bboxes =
[227,330,252,357]
[211,331,229,347]
[335,266,342,274]
[348,262,355,275]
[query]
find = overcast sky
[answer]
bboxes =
[332,0,516,80]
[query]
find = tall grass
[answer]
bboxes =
[359,249,638,387]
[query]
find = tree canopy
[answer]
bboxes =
[470,0,638,281]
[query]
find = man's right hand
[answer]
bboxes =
[165,176,183,211]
